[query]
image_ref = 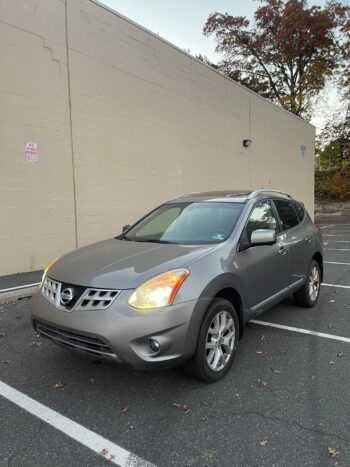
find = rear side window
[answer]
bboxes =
[273,200,299,231]
[293,202,305,222]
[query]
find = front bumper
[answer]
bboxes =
[31,289,209,370]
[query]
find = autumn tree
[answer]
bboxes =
[317,103,350,168]
[333,2,350,98]
[203,0,350,117]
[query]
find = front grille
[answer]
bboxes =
[42,277,59,304]
[74,289,120,311]
[35,321,116,357]
[41,276,121,312]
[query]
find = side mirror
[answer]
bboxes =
[122,224,131,233]
[250,229,276,246]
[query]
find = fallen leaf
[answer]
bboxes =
[329,299,336,304]
[327,447,339,459]
[329,361,335,366]
[2,360,10,364]
[54,382,65,389]
[328,324,335,328]
[202,400,209,406]
[0,331,6,337]
[260,335,268,341]
[270,367,281,374]
[4,299,17,305]
[256,351,264,356]
[200,450,215,461]
[121,404,129,413]
[173,402,192,414]
[258,379,268,388]
[101,448,115,462]
[336,352,344,358]
[201,416,208,422]
[259,440,268,446]
[30,341,42,347]
[89,378,95,383]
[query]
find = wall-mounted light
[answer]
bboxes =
[243,139,252,148]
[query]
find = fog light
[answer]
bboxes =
[150,339,160,352]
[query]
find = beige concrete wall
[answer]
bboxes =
[0,0,315,276]
[0,0,76,276]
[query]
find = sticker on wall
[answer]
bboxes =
[300,145,306,160]
[25,141,39,163]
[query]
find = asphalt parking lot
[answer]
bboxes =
[1,223,350,467]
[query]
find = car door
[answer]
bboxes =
[272,199,312,287]
[238,199,290,311]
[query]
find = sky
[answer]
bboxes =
[100,0,339,131]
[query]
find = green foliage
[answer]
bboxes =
[317,140,343,170]
[315,167,350,201]
[317,103,350,168]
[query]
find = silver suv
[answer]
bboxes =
[32,190,323,382]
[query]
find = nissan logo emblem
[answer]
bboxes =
[60,288,74,306]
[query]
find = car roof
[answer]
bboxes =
[167,190,293,204]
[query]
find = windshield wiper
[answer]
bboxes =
[133,238,177,244]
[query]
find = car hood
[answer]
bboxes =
[48,238,214,289]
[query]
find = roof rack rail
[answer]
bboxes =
[247,189,292,199]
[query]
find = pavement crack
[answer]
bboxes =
[228,409,350,443]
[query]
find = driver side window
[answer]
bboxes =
[246,200,278,242]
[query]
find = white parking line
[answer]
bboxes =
[0,381,154,467]
[324,240,350,243]
[325,261,350,266]
[320,225,335,229]
[322,283,350,289]
[0,283,40,293]
[325,248,350,251]
[323,234,350,237]
[251,320,350,344]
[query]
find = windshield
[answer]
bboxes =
[122,202,244,245]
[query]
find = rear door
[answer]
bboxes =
[272,199,311,286]
[238,199,290,311]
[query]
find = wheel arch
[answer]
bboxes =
[212,287,244,339]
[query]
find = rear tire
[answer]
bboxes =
[294,259,321,308]
[184,298,239,383]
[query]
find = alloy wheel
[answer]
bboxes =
[308,265,320,302]
[205,311,235,372]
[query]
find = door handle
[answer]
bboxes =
[279,246,288,255]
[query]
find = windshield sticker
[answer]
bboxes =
[212,233,225,240]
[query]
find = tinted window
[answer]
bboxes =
[274,200,299,230]
[293,202,305,222]
[124,202,244,245]
[246,200,278,241]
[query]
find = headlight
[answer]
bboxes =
[128,269,189,311]
[41,257,59,284]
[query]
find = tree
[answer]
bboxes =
[334,3,350,98]
[317,103,350,169]
[203,0,350,117]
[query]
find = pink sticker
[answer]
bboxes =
[25,141,39,163]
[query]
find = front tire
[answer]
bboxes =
[294,259,321,307]
[184,298,239,383]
